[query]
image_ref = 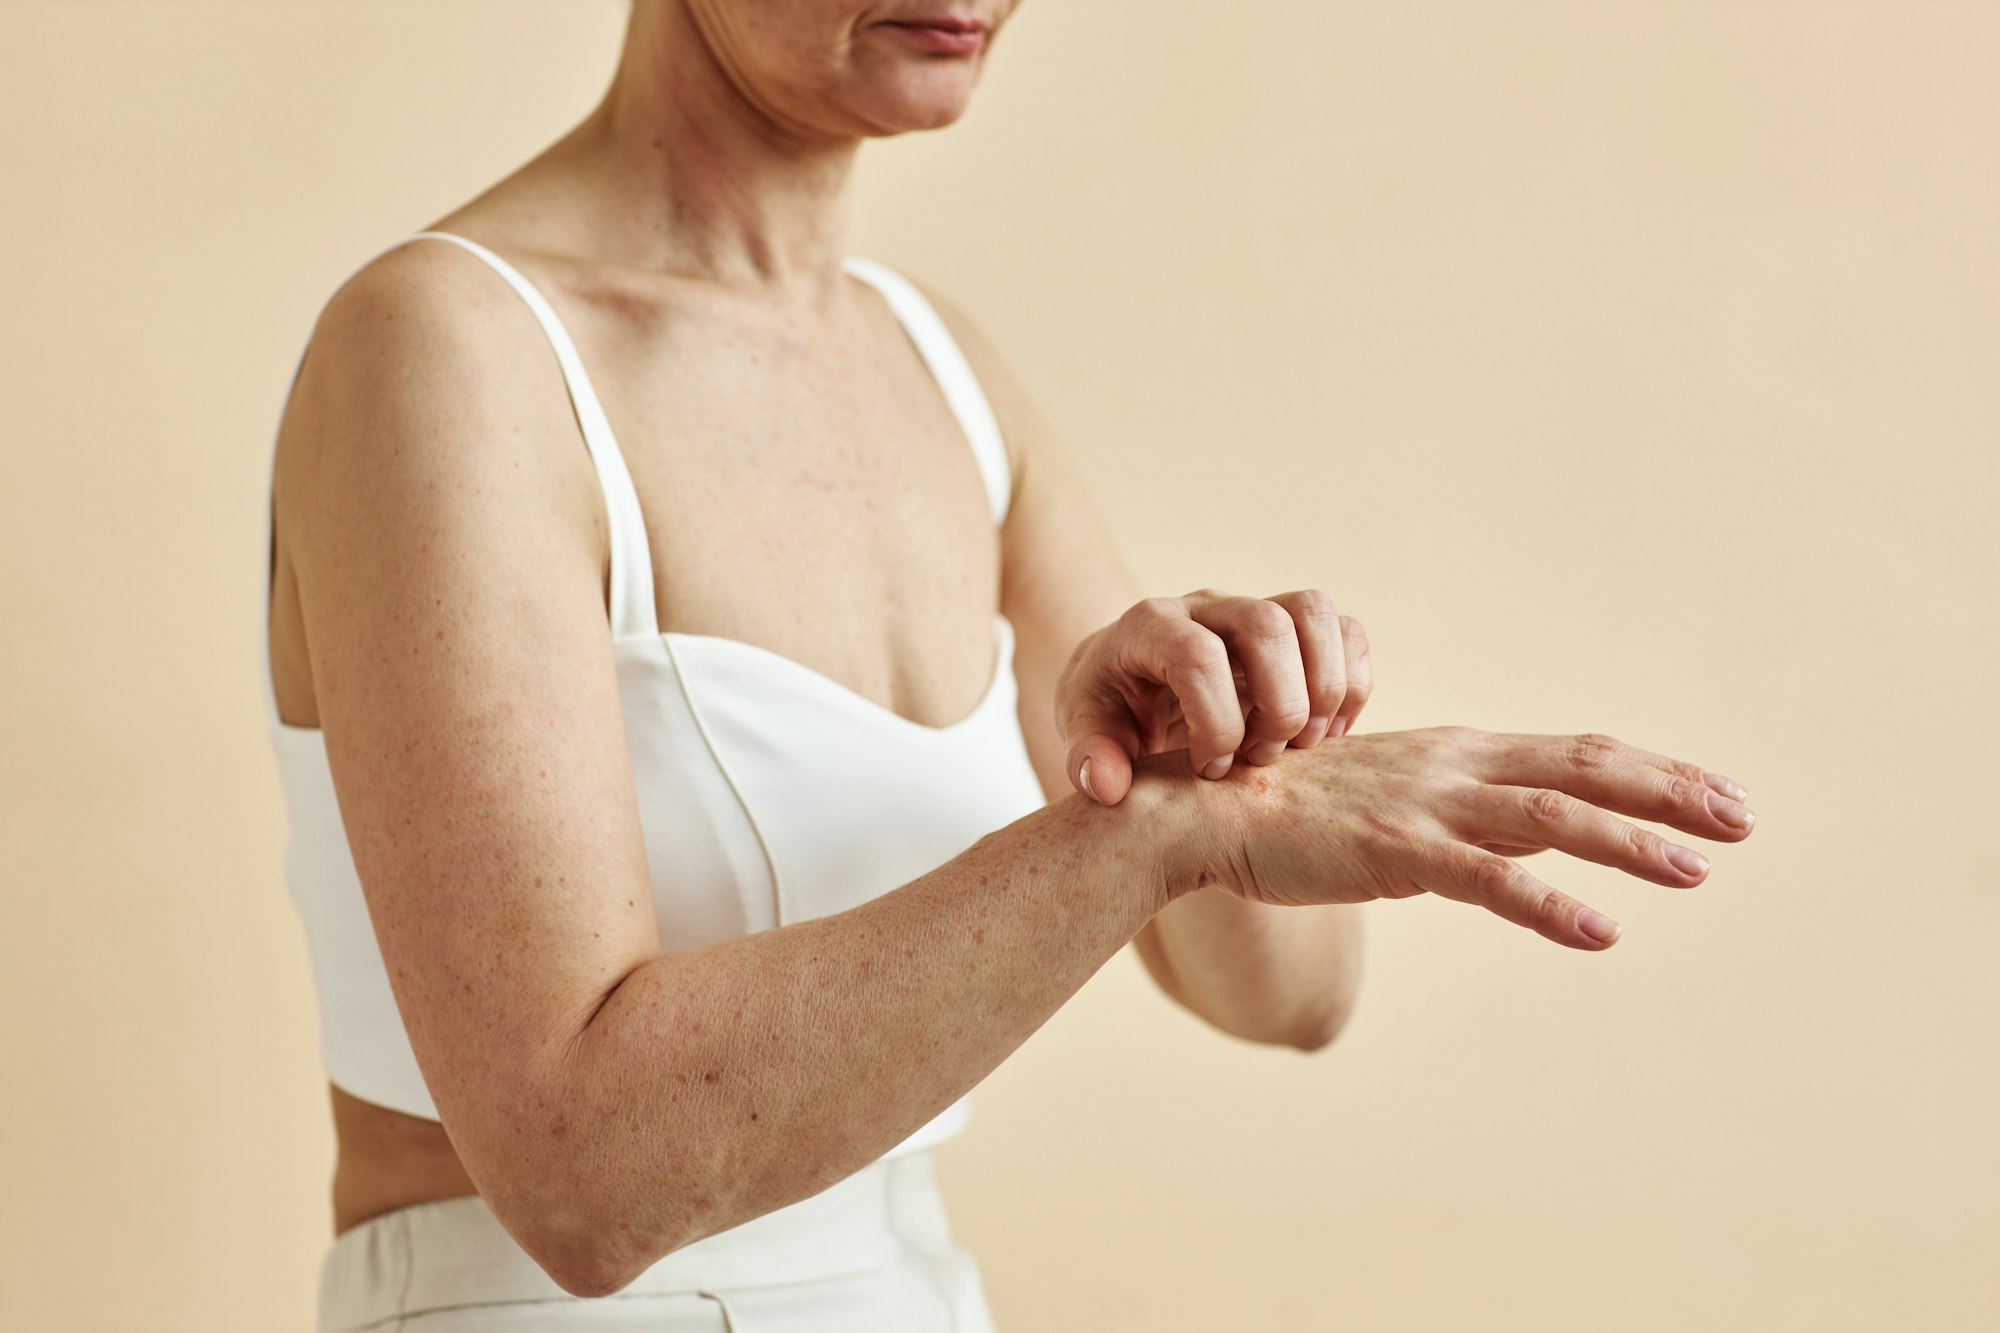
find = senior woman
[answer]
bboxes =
[262,2,1755,1329]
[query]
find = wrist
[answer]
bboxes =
[1117,750,1228,910]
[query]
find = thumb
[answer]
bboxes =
[1067,724,1139,806]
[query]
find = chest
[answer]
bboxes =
[571,276,1006,731]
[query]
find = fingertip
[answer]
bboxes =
[1080,745,1141,804]
[1575,907,1622,946]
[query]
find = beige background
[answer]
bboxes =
[2,1,1994,1329]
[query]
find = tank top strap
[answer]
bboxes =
[397,230,662,641]
[841,257,1013,528]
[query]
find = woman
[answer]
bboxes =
[262,2,1755,1329]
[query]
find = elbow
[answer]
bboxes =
[500,1155,708,1299]
[1289,918,1366,1053]
[540,1251,640,1301]
[519,1198,698,1299]
[1286,998,1357,1053]
[536,1228,648,1300]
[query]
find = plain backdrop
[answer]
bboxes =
[1,2,1995,1330]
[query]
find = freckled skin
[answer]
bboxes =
[513,761,1204,1291]
[278,0,1491,1293]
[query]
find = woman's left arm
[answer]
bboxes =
[922,283,1365,1052]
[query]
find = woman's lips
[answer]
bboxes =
[881,18,988,56]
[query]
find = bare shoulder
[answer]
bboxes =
[274,235,608,631]
[279,236,594,516]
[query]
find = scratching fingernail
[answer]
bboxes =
[1202,755,1233,780]
[1299,715,1332,747]
[1079,758,1096,801]
[1332,716,1350,739]
[1577,908,1622,943]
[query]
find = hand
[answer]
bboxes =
[1057,588,1372,806]
[1191,727,1755,950]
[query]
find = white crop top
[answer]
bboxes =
[259,230,1051,1162]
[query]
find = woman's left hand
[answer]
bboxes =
[1055,588,1372,806]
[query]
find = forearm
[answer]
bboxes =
[522,756,1208,1295]
[1142,889,1365,1050]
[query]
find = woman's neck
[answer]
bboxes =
[563,1,862,296]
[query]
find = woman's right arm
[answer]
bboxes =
[277,247,1219,1298]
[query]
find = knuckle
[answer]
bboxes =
[1359,803,1415,842]
[1664,759,1705,783]
[1565,732,1622,771]
[1468,854,1517,901]
[1522,786,1572,827]
[1293,588,1341,624]
[1127,596,1177,625]
[1242,599,1298,644]
[1264,697,1313,733]
[1164,626,1224,678]
[1663,775,1706,813]
[1411,726,1472,766]
[1622,822,1657,862]
[1532,886,1571,926]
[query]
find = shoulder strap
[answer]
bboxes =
[842,257,1013,527]
[396,231,661,639]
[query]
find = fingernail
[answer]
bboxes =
[1299,715,1332,748]
[1202,754,1233,780]
[1663,844,1709,877]
[1079,757,1097,801]
[1576,908,1622,943]
[1702,771,1747,801]
[1706,791,1755,829]
[1245,739,1286,765]
[1331,716,1351,739]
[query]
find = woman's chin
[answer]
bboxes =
[853,72,980,134]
